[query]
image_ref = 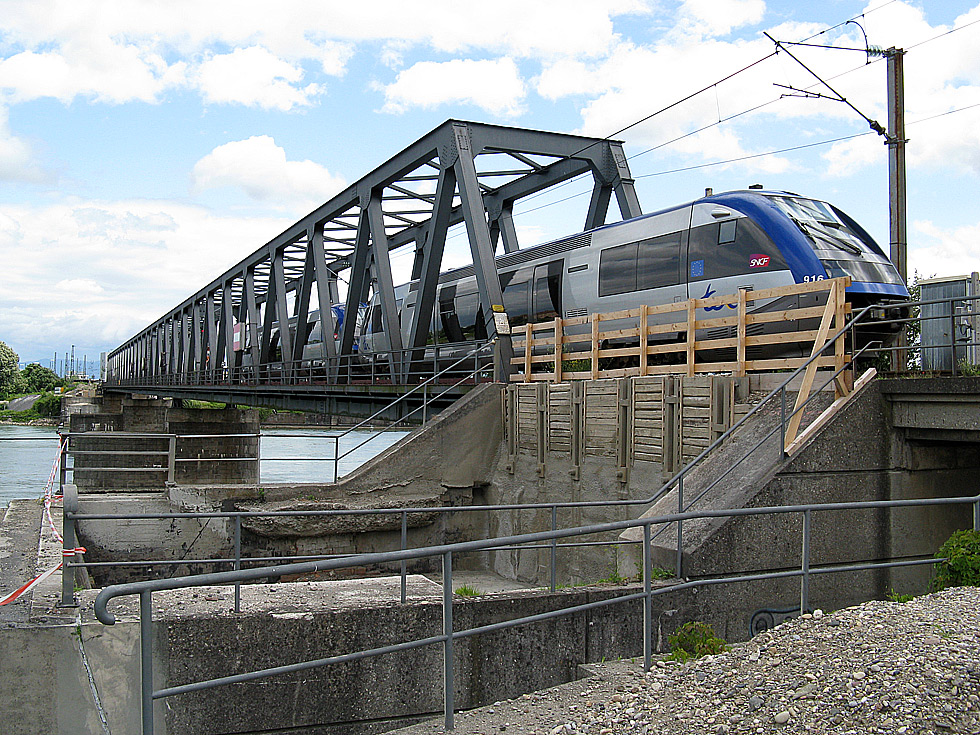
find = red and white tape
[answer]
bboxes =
[0,436,83,607]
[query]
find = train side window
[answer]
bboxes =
[719,219,737,244]
[598,242,638,296]
[636,233,681,291]
[689,218,786,280]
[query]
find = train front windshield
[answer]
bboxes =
[767,195,905,286]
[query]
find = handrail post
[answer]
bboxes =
[167,435,177,484]
[59,433,69,493]
[550,504,557,593]
[234,516,242,614]
[140,589,155,735]
[675,475,684,578]
[642,524,652,671]
[442,551,455,731]
[800,509,811,614]
[60,483,79,608]
[974,498,979,532]
[400,511,408,604]
[779,388,787,458]
[333,436,339,484]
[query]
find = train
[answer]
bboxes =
[355,187,909,364]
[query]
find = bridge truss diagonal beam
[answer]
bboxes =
[106,119,641,388]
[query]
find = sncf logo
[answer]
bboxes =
[749,255,770,268]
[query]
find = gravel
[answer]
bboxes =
[397,587,980,735]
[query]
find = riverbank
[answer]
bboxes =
[397,586,980,735]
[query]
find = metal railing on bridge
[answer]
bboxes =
[104,339,494,389]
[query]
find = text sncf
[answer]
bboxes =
[749,255,770,269]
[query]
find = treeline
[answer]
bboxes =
[0,340,66,419]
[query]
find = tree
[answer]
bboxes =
[0,341,20,398]
[21,363,61,392]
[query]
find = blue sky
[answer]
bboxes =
[0,0,978,369]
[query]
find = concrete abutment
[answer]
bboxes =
[2,376,977,734]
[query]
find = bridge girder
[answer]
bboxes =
[107,120,641,387]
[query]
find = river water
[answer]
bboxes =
[0,424,410,509]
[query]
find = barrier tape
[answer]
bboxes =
[0,435,73,606]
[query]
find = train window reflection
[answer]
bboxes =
[599,243,638,296]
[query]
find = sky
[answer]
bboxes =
[0,0,978,371]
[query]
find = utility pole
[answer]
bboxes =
[886,47,907,283]
[886,47,908,372]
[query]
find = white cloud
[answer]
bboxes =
[676,0,765,38]
[0,0,647,109]
[910,219,980,279]
[380,57,527,117]
[0,197,292,360]
[0,42,185,104]
[0,106,44,182]
[196,47,322,111]
[191,136,346,210]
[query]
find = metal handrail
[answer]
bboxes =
[94,491,980,735]
[104,339,494,388]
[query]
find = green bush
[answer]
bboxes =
[667,621,728,662]
[33,392,62,418]
[21,363,62,393]
[932,529,980,591]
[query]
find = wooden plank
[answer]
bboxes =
[590,313,599,380]
[784,280,838,448]
[686,300,696,377]
[523,323,533,382]
[736,288,747,377]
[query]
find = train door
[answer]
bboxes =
[500,267,532,329]
[532,260,563,322]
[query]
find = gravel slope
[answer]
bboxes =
[398,587,980,735]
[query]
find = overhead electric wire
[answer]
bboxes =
[430,4,979,250]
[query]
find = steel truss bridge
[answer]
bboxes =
[105,120,641,410]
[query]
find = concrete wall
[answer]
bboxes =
[156,582,686,735]
[0,621,145,735]
[69,397,259,489]
[616,377,980,638]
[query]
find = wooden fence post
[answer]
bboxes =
[736,288,747,377]
[553,316,563,383]
[686,299,696,378]
[524,323,533,382]
[639,304,649,377]
[591,313,600,380]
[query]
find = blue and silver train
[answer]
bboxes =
[356,188,908,362]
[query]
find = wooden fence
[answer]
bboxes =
[510,277,851,383]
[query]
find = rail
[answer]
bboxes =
[93,491,980,735]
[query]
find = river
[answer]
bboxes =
[0,424,410,509]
